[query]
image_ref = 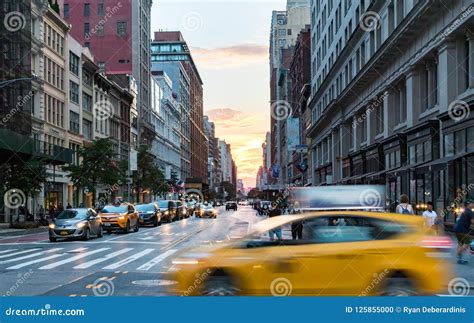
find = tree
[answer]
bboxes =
[64,138,126,205]
[132,145,168,202]
[247,188,263,199]
[220,181,236,201]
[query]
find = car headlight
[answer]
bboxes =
[76,222,86,229]
[164,210,169,215]
[48,223,55,229]
[118,215,125,220]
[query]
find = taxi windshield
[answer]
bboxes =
[101,205,127,213]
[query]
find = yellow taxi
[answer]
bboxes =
[99,203,139,234]
[170,211,453,296]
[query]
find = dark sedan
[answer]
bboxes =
[157,200,177,222]
[49,208,102,242]
[136,203,162,227]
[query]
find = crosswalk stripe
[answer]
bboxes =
[136,249,178,271]
[0,249,17,254]
[102,249,154,270]
[38,248,110,270]
[0,249,41,259]
[6,254,64,270]
[0,248,63,265]
[73,248,134,269]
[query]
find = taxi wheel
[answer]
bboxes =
[134,220,139,232]
[153,217,158,227]
[379,277,416,296]
[124,220,131,233]
[200,275,239,296]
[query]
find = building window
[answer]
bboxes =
[84,3,90,16]
[69,52,79,75]
[444,133,454,157]
[69,111,80,134]
[117,21,127,36]
[98,2,104,15]
[64,4,69,17]
[278,29,286,36]
[84,23,90,36]
[70,81,79,104]
[82,93,92,112]
[98,61,106,71]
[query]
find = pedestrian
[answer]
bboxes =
[66,203,72,209]
[454,200,474,265]
[268,203,282,241]
[396,194,414,214]
[422,202,437,229]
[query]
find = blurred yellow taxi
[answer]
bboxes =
[171,211,453,296]
[99,203,139,234]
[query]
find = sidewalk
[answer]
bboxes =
[0,223,48,238]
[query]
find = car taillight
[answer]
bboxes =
[421,236,454,258]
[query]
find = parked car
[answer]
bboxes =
[225,201,238,211]
[49,208,102,242]
[136,202,161,227]
[99,203,139,233]
[157,200,177,222]
[196,204,218,218]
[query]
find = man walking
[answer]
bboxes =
[268,203,282,241]
[454,201,474,265]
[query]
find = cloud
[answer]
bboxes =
[191,44,268,69]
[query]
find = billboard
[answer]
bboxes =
[287,117,300,151]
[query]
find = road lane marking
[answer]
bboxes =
[0,249,41,259]
[73,248,134,269]
[0,249,17,254]
[102,249,154,270]
[38,248,110,269]
[6,254,65,269]
[136,249,178,271]
[0,248,63,265]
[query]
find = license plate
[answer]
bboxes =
[104,223,111,227]
[60,231,68,236]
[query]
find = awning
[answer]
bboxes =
[417,152,473,172]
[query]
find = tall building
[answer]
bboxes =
[59,0,153,145]
[151,31,207,188]
[307,0,474,226]
[151,71,181,180]
[269,0,310,187]
[219,140,233,183]
[203,116,220,194]
[288,25,311,186]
